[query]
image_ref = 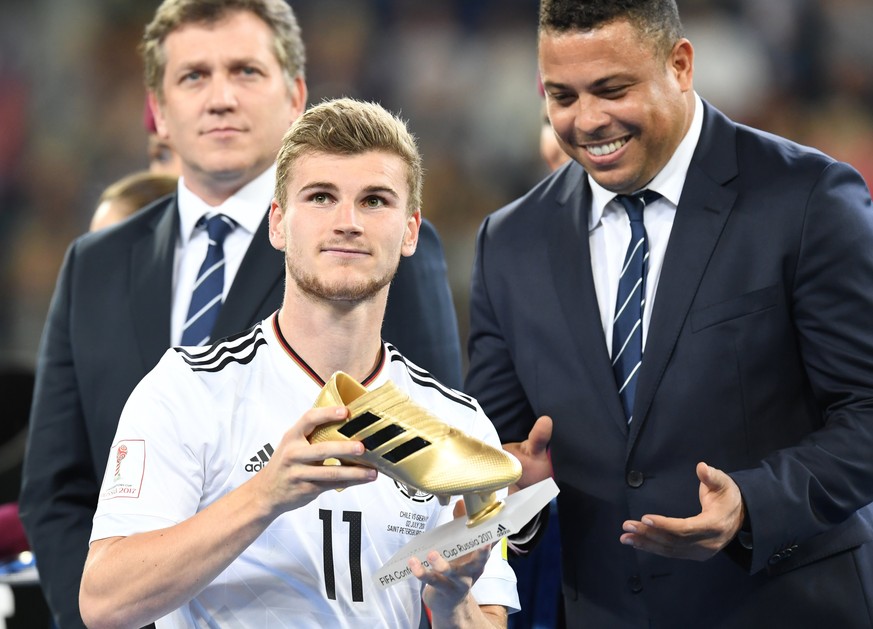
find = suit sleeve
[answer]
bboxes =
[729,161,873,573]
[19,243,92,629]
[465,216,537,444]
[383,219,463,389]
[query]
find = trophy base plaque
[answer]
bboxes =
[374,477,559,589]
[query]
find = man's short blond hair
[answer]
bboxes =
[274,98,423,215]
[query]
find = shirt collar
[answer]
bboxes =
[588,92,704,231]
[177,164,277,243]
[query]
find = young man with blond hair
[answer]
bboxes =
[80,98,517,629]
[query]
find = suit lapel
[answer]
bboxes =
[629,103,739,449]
[212,208,284,339]
[130,197,177,370]
[547,164,629,435]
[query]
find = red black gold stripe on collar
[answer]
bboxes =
[271,311,385,388]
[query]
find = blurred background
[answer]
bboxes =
[1,0,872,371]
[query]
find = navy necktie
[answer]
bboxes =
[611,191,659,424]
[181,214,236,346]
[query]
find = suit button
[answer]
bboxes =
[628,575,643,593]
[626,470,644,488]
[768,544,799,565]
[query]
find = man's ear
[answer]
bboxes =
[147,91,170,140]
[670,38,695,92]
[288,76,308,124]
[268,199,286,250]
[401,210,422,257]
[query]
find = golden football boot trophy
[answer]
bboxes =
[311,371,521,526]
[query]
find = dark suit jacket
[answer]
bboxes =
[19,195,461,628]
[466,101,873,628]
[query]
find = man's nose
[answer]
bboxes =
[332,200,363,235]
[572,95,611,136]
[207,74,239,113]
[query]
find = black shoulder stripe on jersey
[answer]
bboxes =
[174,325,265,371]
[384,343,430,379]
[385,345,476,411]
[185,335,267,372]
[175,324,260,363]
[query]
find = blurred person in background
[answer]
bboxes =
[144,99,183,177]
[0,365,52,629]
[19,1,462,627]
[538,102,570,173]
[466,0,873,626]
[537,80,570,174]
[89,170,178,232]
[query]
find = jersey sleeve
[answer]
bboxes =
[90,349,215,543]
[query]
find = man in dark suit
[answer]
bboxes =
[466,0,873,627]
[19,2,461,628]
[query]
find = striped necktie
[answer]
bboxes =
[611,191,659,424]
[180,214,236,346]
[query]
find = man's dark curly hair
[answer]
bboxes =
[539,0,684,59]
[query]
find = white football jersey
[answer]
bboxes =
[92,314,518,628]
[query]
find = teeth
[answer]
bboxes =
[587,138,627,157]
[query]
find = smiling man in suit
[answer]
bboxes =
[466,0,873,627]
[19,1,461,627]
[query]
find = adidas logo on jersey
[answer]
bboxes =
[245,443,275,472]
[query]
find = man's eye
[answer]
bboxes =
[601,85,629,99]
[549,92,574,105]
[312,193,329,204]
[364,197,384,208]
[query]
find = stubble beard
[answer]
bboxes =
[287,257,398,304]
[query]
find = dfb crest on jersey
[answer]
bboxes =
[394,480,434,503]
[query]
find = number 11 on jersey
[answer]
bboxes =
[319,509,364,602]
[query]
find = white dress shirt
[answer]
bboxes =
[588,92,704,354]
[170,165,276,345]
